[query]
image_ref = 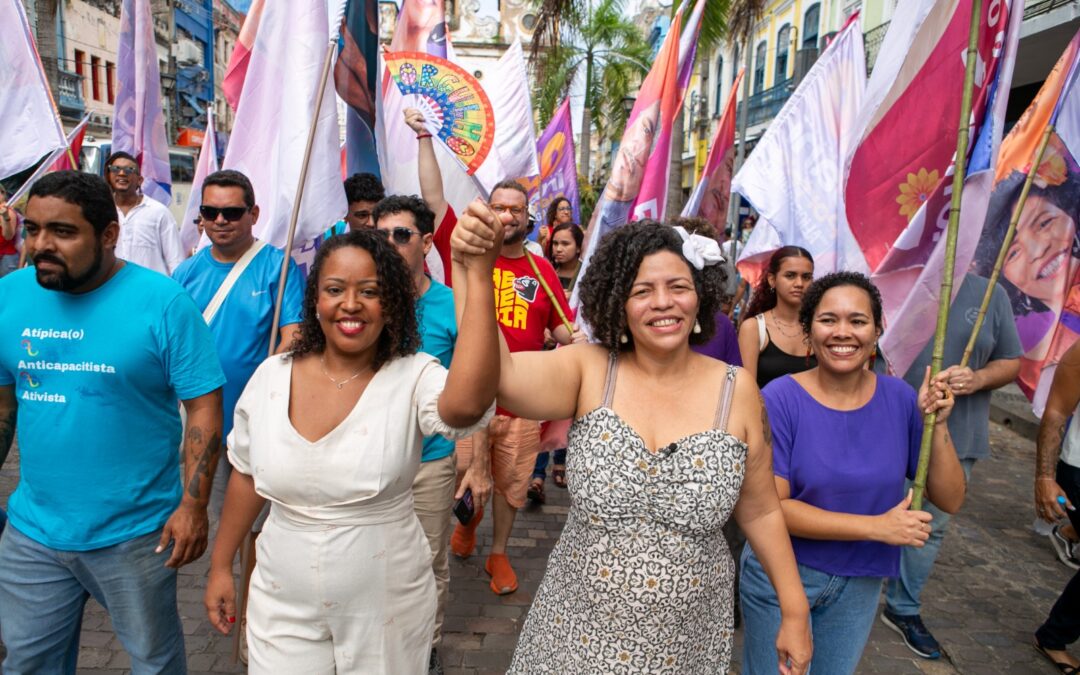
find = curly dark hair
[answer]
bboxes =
[974,168,1080,317]
[578,220,727,352]
[289,229,420,369]
[797,271,884,337]
[344,172,386,204]
[372,194,435,235]
[29,171,118,235]
[545,196,571,227]
[744,246,815,320]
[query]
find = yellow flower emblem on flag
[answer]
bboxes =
[896,168,940,220]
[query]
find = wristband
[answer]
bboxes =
[416,133,432,140]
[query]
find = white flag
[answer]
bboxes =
[222,0,346,251]
[0,0,67,180]
[181,113,219,254]
[732,19,868,287]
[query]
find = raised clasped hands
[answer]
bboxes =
[917,366,955,424]
[450,198,504,270]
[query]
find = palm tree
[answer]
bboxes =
[532,0,651,184]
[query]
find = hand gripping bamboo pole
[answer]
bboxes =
[911,0,984,511]
[959,125,1054,368]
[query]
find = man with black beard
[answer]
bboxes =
[0,171,225,672]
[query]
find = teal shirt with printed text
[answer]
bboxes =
[0,264,225,551]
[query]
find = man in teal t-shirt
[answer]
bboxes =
[0,172,225,672]
[322,172,385,241]
[172,170,304,443]
[374,195,459,672]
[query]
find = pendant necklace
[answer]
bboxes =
[320,356,370,390]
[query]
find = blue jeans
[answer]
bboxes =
[532,448,567,480]
[740,546,882,674]
[0,525,186,674]
[884,458,975,616]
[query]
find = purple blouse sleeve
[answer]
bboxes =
[763,380,793,480]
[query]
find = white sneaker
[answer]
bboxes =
[1050,524,1080,570]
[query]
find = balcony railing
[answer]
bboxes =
[56,69,85,117]
[864,21,889,75]
[1025,0,1076,19]
[736,79,794,128]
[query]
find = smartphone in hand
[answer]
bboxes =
[453,488,475,526]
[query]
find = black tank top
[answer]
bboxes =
[757,329,816,389]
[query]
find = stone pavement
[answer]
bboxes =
[0,418,1074,674]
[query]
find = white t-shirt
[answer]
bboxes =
[115,195,185,276]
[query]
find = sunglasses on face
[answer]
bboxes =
[199,205,250,222]
[376,227,421,245]
[107,165,139,176]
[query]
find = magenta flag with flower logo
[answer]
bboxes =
[536,98,580,224]
[112,0,172,205]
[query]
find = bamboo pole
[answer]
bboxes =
[911,0,984,511]
[729,38,754,265]
[234,38,338,663]
[959,125,1054,368]
[266,39,338,358]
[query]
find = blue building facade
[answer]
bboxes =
[173,0,215,131]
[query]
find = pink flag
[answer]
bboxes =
[222,0,265,113]
[112,0,172,204]
[630,0,703,221]
[683,69,743,231]
[848,0,1024,376]
[180,112,218,254]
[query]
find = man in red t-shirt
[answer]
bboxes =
[451,180,579,596]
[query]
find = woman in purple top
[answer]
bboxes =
[740,272,966,674]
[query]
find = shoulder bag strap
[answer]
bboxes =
[202,239,268,325]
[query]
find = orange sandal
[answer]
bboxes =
[485,553,519,595]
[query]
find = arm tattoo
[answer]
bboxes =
[0,406,16,470]
[1036,418,1066,479]
[757,392,773,448]
[184,425,221,500]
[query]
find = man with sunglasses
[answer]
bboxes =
[172,170,304,488]
[323,172,386,239]
[451,180,582,600]
[372,194,459,675]
[106,151,185,276]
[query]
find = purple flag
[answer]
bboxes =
[536,98,580,224]
[112,0,172,204]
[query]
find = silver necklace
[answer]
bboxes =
[769,310,801,339]
[320,356,369,390]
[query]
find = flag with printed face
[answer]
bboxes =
[972,28,1080,414]
[112,0,172,204]
[535,98,580,223]
[572,3,688,309]
[848,0,1024,377]
[731,19,867,289]
[221,0,346,253]
[181,112,219,254]
[0,0,69,180]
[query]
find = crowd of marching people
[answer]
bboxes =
[0,106,1079,675]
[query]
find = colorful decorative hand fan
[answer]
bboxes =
[384,51,496,175]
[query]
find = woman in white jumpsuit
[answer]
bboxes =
[204,227,501,674]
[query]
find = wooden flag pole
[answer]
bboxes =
[233,38,338,664]
[911,0,983,511]
[959,124,1054,368]
[266,38,338,359]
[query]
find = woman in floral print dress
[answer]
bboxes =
[448,213,813,674]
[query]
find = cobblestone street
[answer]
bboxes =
[0,418,1073,674]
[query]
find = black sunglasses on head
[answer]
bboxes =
[375,227,421,245]
[199,205,249,222]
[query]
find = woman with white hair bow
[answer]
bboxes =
[449,209,813,674]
